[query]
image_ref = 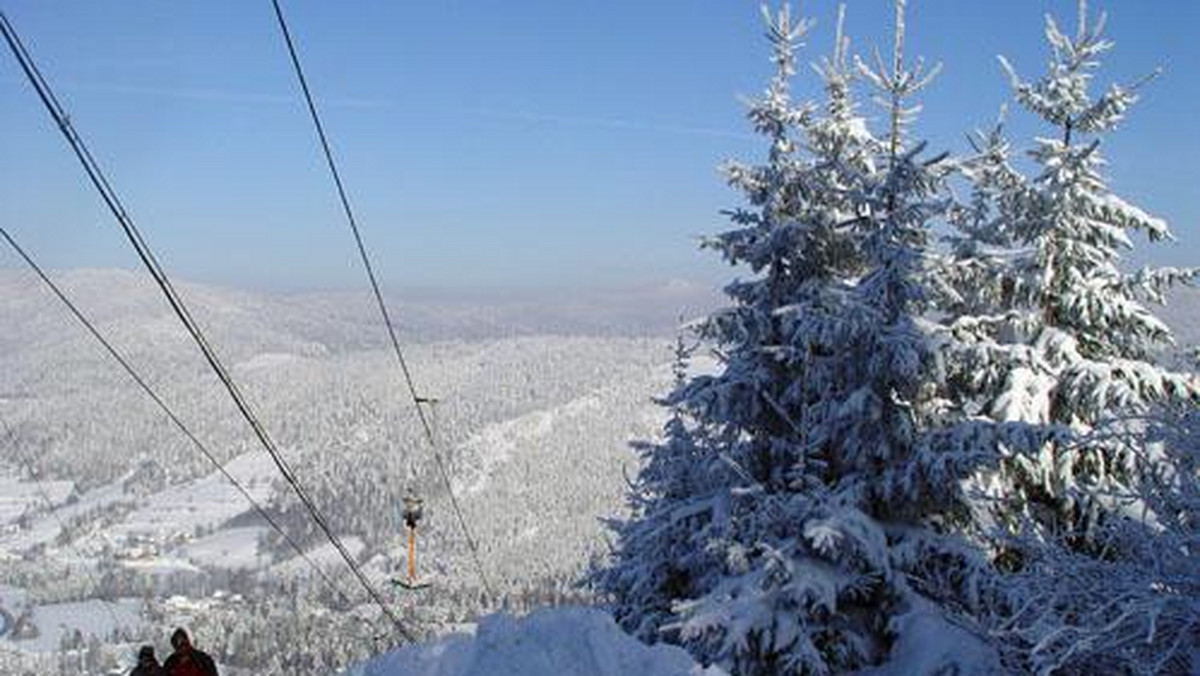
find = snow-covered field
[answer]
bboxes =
[16,598,142,653]
[0,470,74,524]
[0,477,127,554]
[102,452,278,546]
[0,584,142,654]
[179,526,270,570]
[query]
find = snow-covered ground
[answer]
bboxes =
[179,526,270,569]
[0,477,126,554]
[104,452,278,545]
[0,583,142,654]
[345,606,725,676]
[0,470,74,524]
[25,598,142,652]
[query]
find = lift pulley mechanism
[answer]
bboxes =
[392,492,431,591]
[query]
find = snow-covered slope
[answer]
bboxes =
[0,470,73,524]
[345,607,724,676]
[104,452,277,545]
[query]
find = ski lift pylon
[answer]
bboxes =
[392,491,430,591]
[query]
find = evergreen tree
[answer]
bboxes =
[947,0,1199,551]
[945,2,1200,671]
[593,331,721,641]
[597,4,999,673]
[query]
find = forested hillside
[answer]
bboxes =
[0,268,710,673]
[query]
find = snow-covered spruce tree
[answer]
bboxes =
[942,3,1200,672]
[946,1,1199,553]
[596,4,999,673]
[592,331,723,641]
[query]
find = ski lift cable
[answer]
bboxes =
[0,226,379,633]
[269,0,494,597]
[0,416,125,632]
[0,13,406,642]
[0,12,415,643]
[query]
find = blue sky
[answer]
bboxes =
[2,1,1197,290]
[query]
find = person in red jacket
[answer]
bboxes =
[163,628,219,676]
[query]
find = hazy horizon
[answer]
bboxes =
[0,262,727,300]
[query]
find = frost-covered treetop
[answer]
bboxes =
[855,0,941,160]
[977,0,1198,372]
[750,4,813,159]
[997,0,1157,140]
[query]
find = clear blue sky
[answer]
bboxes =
[2,1,1197,290]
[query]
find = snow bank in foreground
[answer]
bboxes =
[345,606,725,676]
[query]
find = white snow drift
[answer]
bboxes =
[345,607,725,676]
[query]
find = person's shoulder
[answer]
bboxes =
[195,649,219,671]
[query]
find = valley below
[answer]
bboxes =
[0,268,715,674]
